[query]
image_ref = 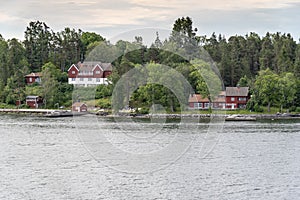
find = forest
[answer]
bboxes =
[0,17,299,113]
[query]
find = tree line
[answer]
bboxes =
[0,17,299,112]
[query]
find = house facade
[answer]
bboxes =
[225,87,249,109]
[188,92,226,109]
[25,73,42,85]
[188,87,249,110]
[68,61,112,87]
[188,94,210,109]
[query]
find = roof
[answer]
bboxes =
[74,61,112,72]
[213,96,226,103]
[25,72,42,77]
[226,87,249,97]
[72,102,87,107]
[188,94,209,103]
[26,96,41,99]
[219,91,226,96]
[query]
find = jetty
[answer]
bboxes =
[0,108,57,115]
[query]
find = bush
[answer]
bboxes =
[253,104,264,112]
[96,98,111,109]
[289,106,296,112]
[296,107,300,113]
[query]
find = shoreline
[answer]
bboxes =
[104,113,300,120]
[1,108,300,120]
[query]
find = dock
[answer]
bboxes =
[0,108,58,114]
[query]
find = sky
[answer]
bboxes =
[1,0,300,43]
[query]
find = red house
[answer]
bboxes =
[72,102,88,112]
[188,94,210,109]
[26,96,43,108]
[225,87,249,109]
[188,88,249,110]
[25,73,42,85]
[188,92,226,109]
[68,61,112,87]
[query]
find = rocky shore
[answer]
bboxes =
[106,113,300,120]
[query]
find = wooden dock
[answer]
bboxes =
[0,108,66,115]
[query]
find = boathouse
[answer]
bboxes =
[72,102,87,112]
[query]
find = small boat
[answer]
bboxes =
[225,114,256,121]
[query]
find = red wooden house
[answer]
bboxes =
[188,87,249,110]
[188,94,210,109]
[225,87,249,109]
[25,73,42,85]
[188,92,226,109]
[68,61,112,87]
[26,96,43,108]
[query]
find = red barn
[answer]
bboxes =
[225,87,249,109]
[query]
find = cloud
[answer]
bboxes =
[0,0,299,40]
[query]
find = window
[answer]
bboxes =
[231,97,235,101]
[238,97,247,101]
[95,71,100,74]
[204,103,210,108]
[72,71,75,74]
[29,77,32,82]
[96,78,100,82]
[72,78,76,81]
[80,78,84,81]
[88,78,92,81]
[194,103,201,108]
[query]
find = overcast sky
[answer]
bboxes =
[1,0,300,43]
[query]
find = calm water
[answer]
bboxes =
[0,114,299,200]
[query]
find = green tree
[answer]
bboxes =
[52,28,84,71]
[254,68,280,112]
[259,32,275,71]
[189,59,222,107]
[245,32,261,76]
[0,36,9,86]
[24,21,52,72]
[278,72,297,112]
[81,31,105,59]
[276,33,296,73]
[293,43,300,77]
[40,62,59,108]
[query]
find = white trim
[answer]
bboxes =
[68,77,109,87]
[67,64,79,72]
[92,64,103,72]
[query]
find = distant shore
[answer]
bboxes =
[1,108,300,120]
[104,113,300,120]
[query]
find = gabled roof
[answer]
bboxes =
[67,64,79,71]
[226,87,249,97]
[72,102,87,107]
[70,61,112,72]
[188,94,209,103]
[25,72,42,77]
